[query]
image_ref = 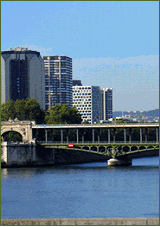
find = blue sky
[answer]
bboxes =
[1,1,159,111]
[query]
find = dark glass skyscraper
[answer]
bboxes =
[43,55,72,110]
[100,88,113,121]
[1,47,45,109]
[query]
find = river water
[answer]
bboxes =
[1,156,159,219]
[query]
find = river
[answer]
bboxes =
[1,156,159,219]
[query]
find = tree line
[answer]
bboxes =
[1,99,157,142]
[1,98,82,124]
[1,98,82,141]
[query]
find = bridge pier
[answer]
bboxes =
[107,158,132,166]
[1,141,38,167]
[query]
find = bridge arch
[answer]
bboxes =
[1,119,34,142]
[1,128,24,141]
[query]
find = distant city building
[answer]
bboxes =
[100,88,113,121]
[43,55,72,110]
[72,86,101,123]
[1,47,45,109]
[72,80,82,86]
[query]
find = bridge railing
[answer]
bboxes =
[38,141,158,144]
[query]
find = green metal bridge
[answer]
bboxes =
[38,141,159,165]
[35,123,159,165]
[1,120,159,166]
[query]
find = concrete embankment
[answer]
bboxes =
[1,218,159,225]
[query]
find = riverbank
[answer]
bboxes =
[1,218,159,225]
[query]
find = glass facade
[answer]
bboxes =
[1,48,45,109]
[9,58,29,101]
[43,56,72,111]
[101,88,113,121]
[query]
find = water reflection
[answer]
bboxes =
[1,156,159,176]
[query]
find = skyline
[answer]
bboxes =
[1,1,159,111]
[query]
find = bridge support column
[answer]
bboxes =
[52,129,54,142]
[82,130,84,143]
[113,129,116,143]
[98,129,100,143]
[45,129,48,142]
[61,129,63,144]
[92,129,95,143]
[129,128,132,143]
[124,128,126,143]
[77,129,79,143]
[140,128,143,143]
[35,129,38,140]
[108,129,110,144]
[156,128,159,143]
[107,158,132,166]
[66,129,69,143]
[145,128,147,143]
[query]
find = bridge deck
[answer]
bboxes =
[32,123,159,129]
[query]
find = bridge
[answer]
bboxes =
[33,122,159,144]
[38,141,159,166]
[1,119,159,166]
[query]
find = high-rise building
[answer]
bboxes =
[72,86,101,124]
[73,85,113,124]
[43,55,72,110]
[100,88,113,121]
[72,80,82,86]
[1,47,45,109]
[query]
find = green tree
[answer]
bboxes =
[24,98,45,123]
[1,98,45,141]
[67,106,82,124]
[45,104,82,124]
[1,98,45,123]
[1,100,16,121]
[14,99,26,120]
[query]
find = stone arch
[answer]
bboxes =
[1,128,25,141]
[1,119,34,142]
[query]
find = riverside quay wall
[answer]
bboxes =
[1,142,108,167]
[1,142,55,167]
[1,218,159,225]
